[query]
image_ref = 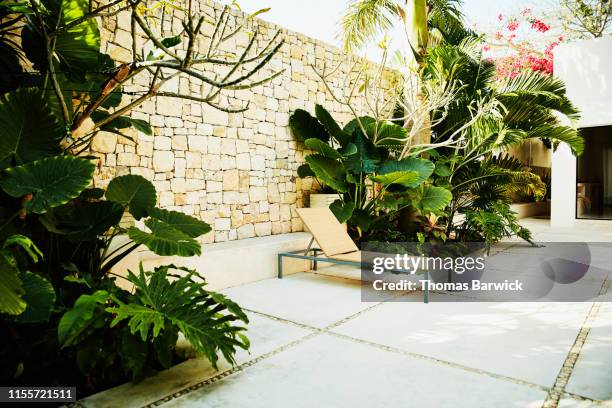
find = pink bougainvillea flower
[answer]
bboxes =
[498,13,503,21]
[530,19,550,32]
[507,21,519,31]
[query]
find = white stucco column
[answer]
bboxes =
[552,37,612,226]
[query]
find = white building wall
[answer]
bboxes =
[552,37,612,226]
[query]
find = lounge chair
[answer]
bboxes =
[277,207,429,303]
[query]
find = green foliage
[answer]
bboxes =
[108,265,249,368]
[0,156,95,214]
[292,106,444,239]
[288,109,330,142]
[0,88,63,169]
[106,175,157,220]
[0,0,250,393]
[128,219,202,257]
[14,272,56,323]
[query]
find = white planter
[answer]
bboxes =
[309,193,342,208]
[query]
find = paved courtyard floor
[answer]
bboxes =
[80,218,612,408]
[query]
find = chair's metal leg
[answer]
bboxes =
[424,270,429,304]
[278,254,283,279]
[313,249,318,271]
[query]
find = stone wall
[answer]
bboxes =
[93,0,373,243]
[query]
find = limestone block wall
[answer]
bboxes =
[93,0,374,243]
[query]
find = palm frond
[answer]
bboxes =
[341,0,400,51]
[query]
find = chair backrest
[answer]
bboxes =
[296,207,358,256]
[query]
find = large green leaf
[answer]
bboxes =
[416,186,452,213]
[305,155,349,193]
[344,131,381,174]
[14,272,56,323]
[371,171,419,187]
[304,138,341,159]
[297,163,315,178]
[107,265,249,368]
[289,109,329,142]
[106,175,157,219]
[0,250,25,315]
[0,88,62,169]
[128,219,202,257]
[315,104,351,145]
[43,201,124,241]
[58,290,108,347]
[377,157,434,188]
[329,200,355,224]
[367,120,409,146]
[0,155,95,214]
[148,208,212,238]
[22,0,101,77]
[343,116,375,135]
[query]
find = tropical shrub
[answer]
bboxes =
[335,0,583,247]
[289,104,452,240]
[0,0,280,397]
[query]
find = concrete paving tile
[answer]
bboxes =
[331,297,591,388]
[222,273,392,328]
[161,333,547,408]
[80,312,311,408]
[565,303,612,400]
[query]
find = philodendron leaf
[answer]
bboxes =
[315,104,351,146]
[417,186,452,213]
[15,272,56,323]
[148,208,211,238]
[371,171,419,187]
[304,138,341,159]
[377,157,434,188]
[289,109,329,142]
[305,154,349,193]
[0,156,95,214]
[0,250,25,315]
[58,290,109,348]
[106,174,157,219]
[128,219,201,257]
[0,88,62,169]
[329,200,355,224]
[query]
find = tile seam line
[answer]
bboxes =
[541,299,604,408]
[137,297,391,407]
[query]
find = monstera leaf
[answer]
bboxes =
[376,157,434,188]
[15,272,56,323]
[304,138,341,159]
[329,200,355,224]
[128,219,201,257]
[106,175,157,219]
[148,208,211,238]
[305,155,349,193]
[289,109,329,142]
[0,88,63,169]
[0,156,95,214]
[315,104,351,146]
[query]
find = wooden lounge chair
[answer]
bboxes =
[277,207,429,303]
